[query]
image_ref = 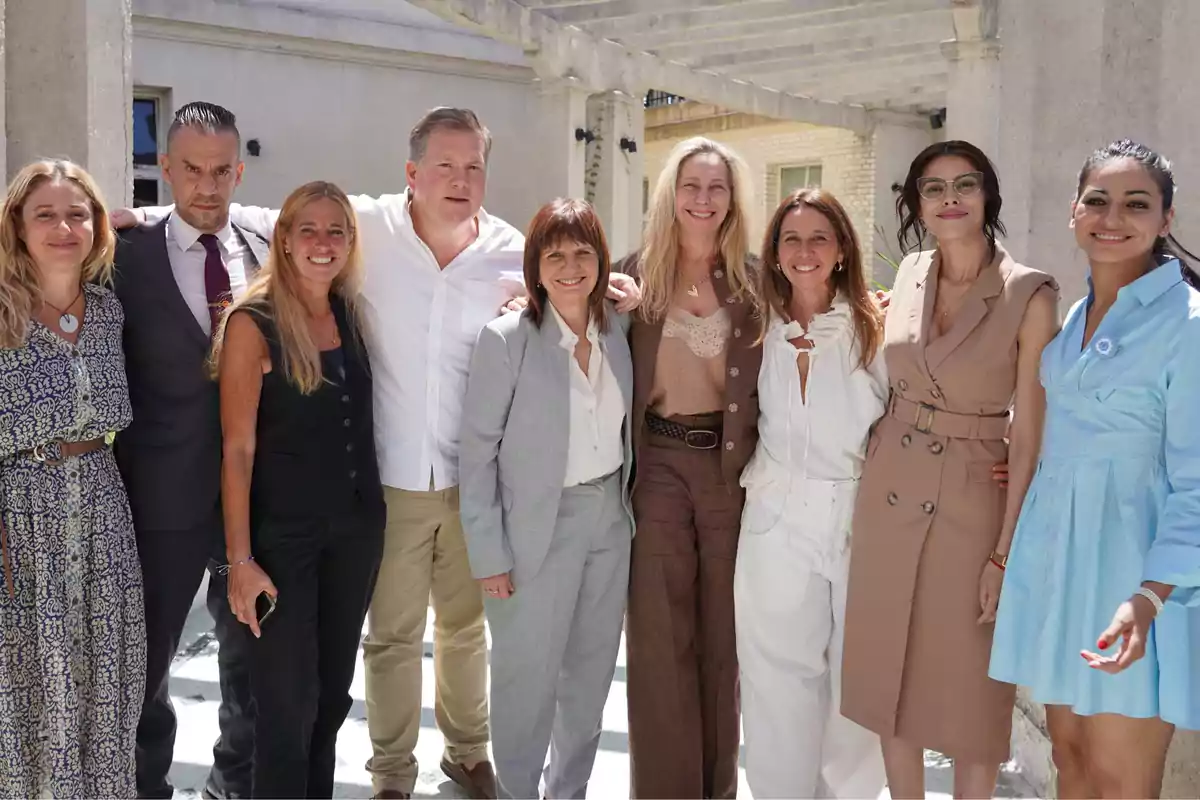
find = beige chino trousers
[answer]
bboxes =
[363,483,490,795]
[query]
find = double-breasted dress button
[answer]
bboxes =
[729,367,740,378]
[931,388,942,399]
[725,441,735,451]
[901,434,912,447]
[887,492,899,505]
[341,394,350,404]
[898,379,909,391]
[728,403,739,413]
[733,328,742,338]
[922,501,935,514]
[929,441,944,454]
[349,470,358,479]
[346,443,354,453]
[343,418,352,428]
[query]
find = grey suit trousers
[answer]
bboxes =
[484,471,632,800]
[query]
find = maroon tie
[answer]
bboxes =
[198,233,232,335]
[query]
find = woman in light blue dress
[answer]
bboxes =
[990,140,1200,798]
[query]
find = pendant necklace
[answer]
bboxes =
[44,286,83,334]
[685,274,712,298]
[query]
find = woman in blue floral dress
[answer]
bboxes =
[990,140,1200,798]
[0,159,146,798]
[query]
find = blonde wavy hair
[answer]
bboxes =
[0,159,115,348]
[636,137,755,323]
[211,181,363,394]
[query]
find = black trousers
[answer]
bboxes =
[250,509,384,798]
[135,509,255,799]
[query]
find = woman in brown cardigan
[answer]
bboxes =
[623,136,760,799]
[841,141,1059,798]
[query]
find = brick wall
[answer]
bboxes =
[644,106,879,275]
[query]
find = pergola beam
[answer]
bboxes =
[693,39,941,74]
[658,13,945,66]
[405,0,876,132]
[580,0,947,49]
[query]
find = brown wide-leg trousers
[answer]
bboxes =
[627,434,744,799]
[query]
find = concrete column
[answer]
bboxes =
[584,90,645,259]
[0,0,6,182]
[5,0,132,206]
[868,114,934,287]
[530,75,589,212]
[941,0,1002,157]
[941,37,1002,158]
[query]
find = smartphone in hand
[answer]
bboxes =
[255,591,277,626]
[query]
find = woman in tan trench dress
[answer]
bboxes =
[841,141,1059,798]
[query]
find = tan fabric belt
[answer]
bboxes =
[1,437,107,598]
[888,395,1009,441]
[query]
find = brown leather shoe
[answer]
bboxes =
[440,757,497,800]
[373,791,410,799]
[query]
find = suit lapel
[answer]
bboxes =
[234,223,269,277]
[908,251,937,382]
[536,309,572,464]
[154,216,211,349]
[602,308,634,414]
[924,245,1009,373]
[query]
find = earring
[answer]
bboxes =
[835,261,844,272]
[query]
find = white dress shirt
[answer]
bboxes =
[166,214,252,335]
[740,296,889,532]
[548,303,626,488]
[216,191,527,491]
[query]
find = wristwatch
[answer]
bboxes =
[990,550,1008,569]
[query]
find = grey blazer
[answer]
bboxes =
[112,216,269,532]
[459,303,634,584]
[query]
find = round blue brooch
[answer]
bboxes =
[1094,336,1116,358]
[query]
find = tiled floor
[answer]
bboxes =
[167,575,1037,799]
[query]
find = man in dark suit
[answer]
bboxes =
[112,102,267,800]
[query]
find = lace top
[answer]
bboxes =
[649,307,732,416]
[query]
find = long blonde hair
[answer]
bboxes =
[758,188,882,369]
[211,181,363,394]
[0,159,115,348]
[637,137,755,323]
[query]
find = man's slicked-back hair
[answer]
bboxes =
[408,107,492,164]
[167,101,241,150]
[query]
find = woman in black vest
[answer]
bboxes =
[213,181,385,798]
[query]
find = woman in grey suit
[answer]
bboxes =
[459,198,634,800]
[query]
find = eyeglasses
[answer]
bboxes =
[916,172,984,201]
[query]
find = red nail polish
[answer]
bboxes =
[1098,639,1108,649]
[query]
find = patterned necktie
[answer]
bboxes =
[198,233,231,336]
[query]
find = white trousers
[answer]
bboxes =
[733,477,885,800]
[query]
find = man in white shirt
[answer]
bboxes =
[123,106,639,800]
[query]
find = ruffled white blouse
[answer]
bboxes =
[740,295,889,534]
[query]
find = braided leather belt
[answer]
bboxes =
[645,411,722,450]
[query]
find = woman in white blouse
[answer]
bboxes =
[458,198,634,799]
[734,188,888,798]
